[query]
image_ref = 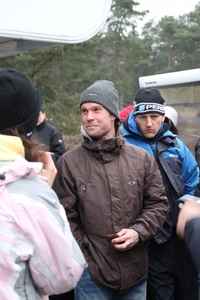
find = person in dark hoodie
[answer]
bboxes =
[120,88,199,300]
[33,108,66,162]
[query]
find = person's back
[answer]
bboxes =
[0,147,82,299]
[120,88,199,300]
[0,68,86,299]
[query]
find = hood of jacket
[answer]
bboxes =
[125,110,172,141]
[0,134,25,161]
[0,155,43,190]
[35,119,47,131]
[81,128,125,162]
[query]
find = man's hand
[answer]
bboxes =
[111,228,139,252]
[176,200,200,239]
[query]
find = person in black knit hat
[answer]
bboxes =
[0,68,86,300]
[120,88,199,300]
[0,68,41,137]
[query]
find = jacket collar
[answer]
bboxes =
[123,110,173,141]
[0,135,25,161]
[36,119,47,131]
[82,130,125,162]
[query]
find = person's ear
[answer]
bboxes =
[110,114,116,121]
[161,115,165,122]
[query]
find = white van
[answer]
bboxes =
[0,0,112,57]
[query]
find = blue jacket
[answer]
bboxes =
[120,111,199,243]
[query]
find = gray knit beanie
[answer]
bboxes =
[79,80,119,120]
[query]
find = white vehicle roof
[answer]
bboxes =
[0,0,112,57]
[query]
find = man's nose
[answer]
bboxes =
[86,111,94,120]
[146,117,152,126]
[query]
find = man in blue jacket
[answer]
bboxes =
[120,88,199,300]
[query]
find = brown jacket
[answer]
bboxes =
[56,131,168,293]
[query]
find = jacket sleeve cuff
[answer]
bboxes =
[130,224,151,245]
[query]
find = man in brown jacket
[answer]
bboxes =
[56,80,168,300]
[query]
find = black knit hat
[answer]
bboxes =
[134,88,165,116]
[79,80,119,120]
[0,68,41,136]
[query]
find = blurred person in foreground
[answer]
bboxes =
[120,88,199,300]
[176,200,200,270]
[56,80,168,300]
[0,68,86,300]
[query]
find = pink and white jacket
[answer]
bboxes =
[0,136,86,300]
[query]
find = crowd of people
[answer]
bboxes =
[0,67,200,300]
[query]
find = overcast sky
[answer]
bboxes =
[136,0,199,32]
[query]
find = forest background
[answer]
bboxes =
[1,0,200,153]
